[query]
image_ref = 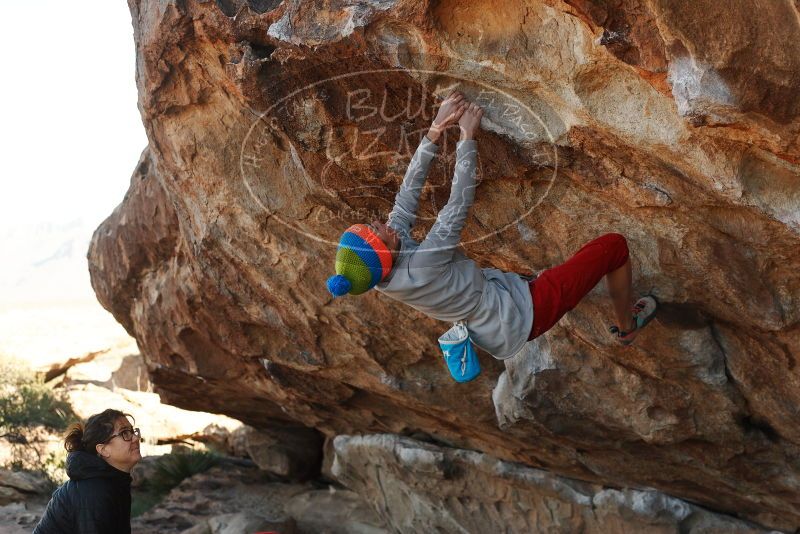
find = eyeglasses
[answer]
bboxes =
[106,427,142,443]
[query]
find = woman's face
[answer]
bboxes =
[96,417,142,472]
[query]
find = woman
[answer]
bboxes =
[326,91,658,361]
[34,409,142,533]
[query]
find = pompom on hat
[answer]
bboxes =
[326,224,394,297]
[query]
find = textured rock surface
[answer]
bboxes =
[131,462,386,534]
[242,423,324,479]
[0,461,386,534]
[0,501,46,534]
[0,470,49,506]
[89,0,800,531]
[204,512,296,534]
[332,433,777,533]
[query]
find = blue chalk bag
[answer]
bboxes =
[438,321,480,383]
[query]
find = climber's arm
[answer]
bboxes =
[414,139,478,268]
[386,132,440,236]
[387,91,467,237]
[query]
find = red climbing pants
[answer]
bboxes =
[527,233,630,340]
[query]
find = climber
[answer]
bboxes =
[325,90,657,360]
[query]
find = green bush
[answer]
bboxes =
[0,358,73,488]
[0,359,74,433]
[131,489,163,518]
[148,450,221,494]
[131,449,221,517]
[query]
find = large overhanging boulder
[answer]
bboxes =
[89,0,800,530]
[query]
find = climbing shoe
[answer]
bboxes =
[609,294,659,346]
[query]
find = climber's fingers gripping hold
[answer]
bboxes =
[431,91,469,135]
[458,102,484,141]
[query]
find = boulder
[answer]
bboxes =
[110,354,152,391]
[0,469,50,503]
[331,434,779,533]
[89,0,800,530]
[243,424,323,480]
[0,487,25,507]
[285,487,388,534]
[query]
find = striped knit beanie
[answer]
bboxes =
[326,224,393,297]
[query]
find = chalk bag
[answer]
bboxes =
[438,321,480,383]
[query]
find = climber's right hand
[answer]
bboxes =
[458,102,484,141]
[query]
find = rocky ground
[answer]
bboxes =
[1,431,782,534]
[0,338,389,533]
[0,461,388,534]
[130,462,387,534]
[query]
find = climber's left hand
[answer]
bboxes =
[428,91,468,141]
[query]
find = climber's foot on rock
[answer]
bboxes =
[610,295,658,346]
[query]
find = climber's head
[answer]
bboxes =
[366,220,400,256]
[326,221,400,297]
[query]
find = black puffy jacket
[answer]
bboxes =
[33,451,132,534]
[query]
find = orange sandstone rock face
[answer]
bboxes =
[89,0,800,530]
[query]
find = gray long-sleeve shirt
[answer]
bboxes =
[374,134,534,360]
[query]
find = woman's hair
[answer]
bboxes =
[63,409,135,454]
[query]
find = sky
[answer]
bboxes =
[0,0,145,361]
[0,0,147,229]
